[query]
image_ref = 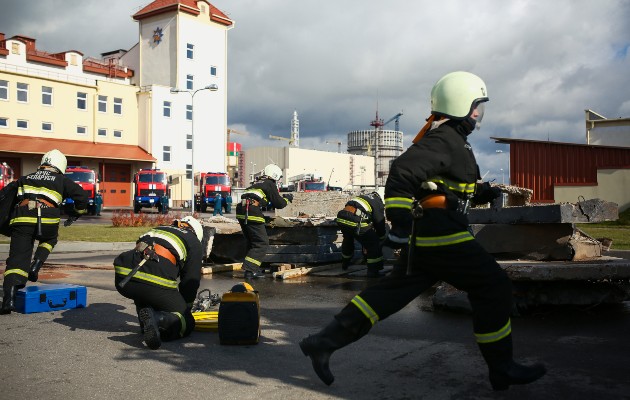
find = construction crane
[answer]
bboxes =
[227,128,249,143]
[383,112,403,132]
[326,140,343,153]
[269,134,297,147]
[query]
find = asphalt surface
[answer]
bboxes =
[1,212,630,399]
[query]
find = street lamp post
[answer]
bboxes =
[170,84,219,215]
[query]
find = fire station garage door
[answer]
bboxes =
[100,163,131,208]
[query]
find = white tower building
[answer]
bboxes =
[123,0,233,202]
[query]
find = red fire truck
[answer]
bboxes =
[195,172,231,212]
[0,162,14,190]
[133,169,168,213]
[64,166,98,215]
[289,173,327,192]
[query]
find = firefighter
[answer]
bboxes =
[336,191,387,277]
[95,192,103,216]
[113,216,203,350]
[235,164,292,278]
[299,71,547,391]
[213,193,223,216]
[1,149,87,314]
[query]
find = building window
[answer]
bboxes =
[163,101,171,117]
[163,146,171,162]
[113,130,122,138]
[186,133,192,150]
[186,43,194,59]
[113,97,122,115]
[11,42,20,54]
[70,54,78,65]
[186,164,192,179]
[42,122,53,132]
[210,66,217,76]
[98,95,107,113]
[98,128,107,137]
[199,4,205,13]
[77,92,87,110]
[0,118,7,128]
[17,82,28,103]
[0,80,7,100]
[186,74,194,90]
[186,105,193,120]
[42,86,53,106]
[77,126,87,136]
[17,120,28,129]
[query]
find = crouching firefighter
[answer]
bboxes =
[114,216,204,350]
[1,149,87,315]
[299,71,547,391]
[335,192,387,277]
[235,164,292,278]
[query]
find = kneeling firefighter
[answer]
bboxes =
[1,149,87,315]
[335,191,387,277]
[235,164,292,278]
[299,71,547,390]
[114,216,203,350]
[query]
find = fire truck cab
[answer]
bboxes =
[288,173,327,192]
[195,172,231,213]
[133,169,168,213]
[64,166,98,215]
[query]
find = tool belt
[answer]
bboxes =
[18,198,56,208]
[419,194,447,209]
[153,243,177,265]
[241,198,260,207]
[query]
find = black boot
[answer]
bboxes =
[0,285,18,315]
[138,308,162,349]
[28,259,44,282]
[479,335,547,391]
[299,319,360,386]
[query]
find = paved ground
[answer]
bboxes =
[1,212,630,399]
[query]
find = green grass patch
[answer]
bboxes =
[0,225,147,244]
[577,226,630,250]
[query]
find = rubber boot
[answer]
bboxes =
[299,319,361,386]
[479,335,547,391]
[28,259,44,282]
[0,285,18,315]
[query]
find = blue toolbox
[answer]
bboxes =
[15,283,87,314]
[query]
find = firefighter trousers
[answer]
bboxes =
[340,227,383,272]
[238,220,269,272]
[335,238,513,350]
[3,223,59,288]
[115,277,194,341]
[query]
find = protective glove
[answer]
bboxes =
[473,182,502,205]
[282,193,294,203]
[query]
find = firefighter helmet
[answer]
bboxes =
[263,164,283,181]
[41,149,67,173]
[180,216,203,242]
[430,71,489,121]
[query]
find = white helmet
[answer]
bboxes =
[431,71,489,121]
[41,149,67,173]
[263,164,283,181]
[180,216,203,242]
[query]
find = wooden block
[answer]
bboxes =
[201,263,242,274]
[273,263,340,280]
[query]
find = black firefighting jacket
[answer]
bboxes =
[236,178,289,224]
[384,120,480,239]
[336,192,386,238]
[114,225,202,305]
[10,167,88,227]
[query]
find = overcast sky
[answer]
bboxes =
[2,0,629,182]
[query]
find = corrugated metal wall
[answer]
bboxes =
[509,141,630,202]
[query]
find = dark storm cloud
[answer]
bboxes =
[2,0,629,181]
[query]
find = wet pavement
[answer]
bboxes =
[1,212,630,399]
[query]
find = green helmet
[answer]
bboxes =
[430,71,489,120]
